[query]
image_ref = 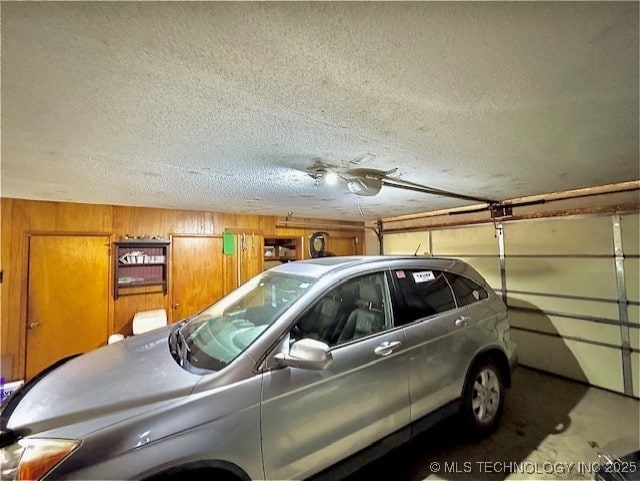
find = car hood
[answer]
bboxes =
[2,326,201,436]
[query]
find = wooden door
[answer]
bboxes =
[327,236,358,256]
[171,236,224,321]
[26,235,110,379]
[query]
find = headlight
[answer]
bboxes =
[0,438,80,481]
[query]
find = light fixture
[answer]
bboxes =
[306,158,498,206]
[347,177,382,196]
[324,170,338,185]
[308,164,339,186]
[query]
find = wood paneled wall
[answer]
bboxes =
[1,198,364,381]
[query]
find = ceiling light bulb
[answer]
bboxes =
[324,170,338,185]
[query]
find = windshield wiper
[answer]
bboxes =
[176,327,191,366]
[169,322,190,367]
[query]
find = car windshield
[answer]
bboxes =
[173,271,315,373]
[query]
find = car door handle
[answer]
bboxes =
[455,316,470,327]
[374,341,402,357]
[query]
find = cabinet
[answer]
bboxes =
[113,240,170,299]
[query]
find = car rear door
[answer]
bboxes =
[260,271,411,480]
[388,268,470,421]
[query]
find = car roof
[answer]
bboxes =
[271,255,466,280]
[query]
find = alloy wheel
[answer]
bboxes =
[471,368,501,423]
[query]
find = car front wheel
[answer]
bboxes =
[462,359,504,437]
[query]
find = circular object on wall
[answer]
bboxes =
[309,232,327,258]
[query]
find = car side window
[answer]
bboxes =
[390,269,456,326]
[292,272,390,347]
[445,273,488,307]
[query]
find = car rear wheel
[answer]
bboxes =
[462,359,504,437]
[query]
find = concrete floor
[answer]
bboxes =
[346,367,640,481]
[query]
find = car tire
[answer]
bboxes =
[461,359,504,438]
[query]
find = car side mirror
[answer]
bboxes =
[274,338,333,370]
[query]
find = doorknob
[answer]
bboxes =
[28,321,41,330]
[173,303,180,310]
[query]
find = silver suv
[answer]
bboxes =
[0,256,516,481]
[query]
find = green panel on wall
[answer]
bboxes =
[222,231,235,255]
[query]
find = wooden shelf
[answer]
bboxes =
[114,241,170,299]
[117,280,168,286]
[264,237,302,268]
[118,262,166,267]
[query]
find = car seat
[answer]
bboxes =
[337,283,385,343]
[298,297,341,341]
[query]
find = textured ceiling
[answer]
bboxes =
[2,2,638,221]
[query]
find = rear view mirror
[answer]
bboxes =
[275,338,333,370]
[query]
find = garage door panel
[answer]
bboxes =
[456,257,501,291]
[559,339,623,393]
[624,258,639,303]
[506,217,613,255]
[383,232,430,255]
[633,353,640,398]
[508,310,621,346]
[382,230,501,289]
[510,330,587,383]
[629,323,640,351]
[621,214,639,255]
[431,225,498,255]
[511,330,623,393]
[507,292,619,321]
[506,258,617,299]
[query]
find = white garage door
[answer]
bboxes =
[383,213,639,397]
